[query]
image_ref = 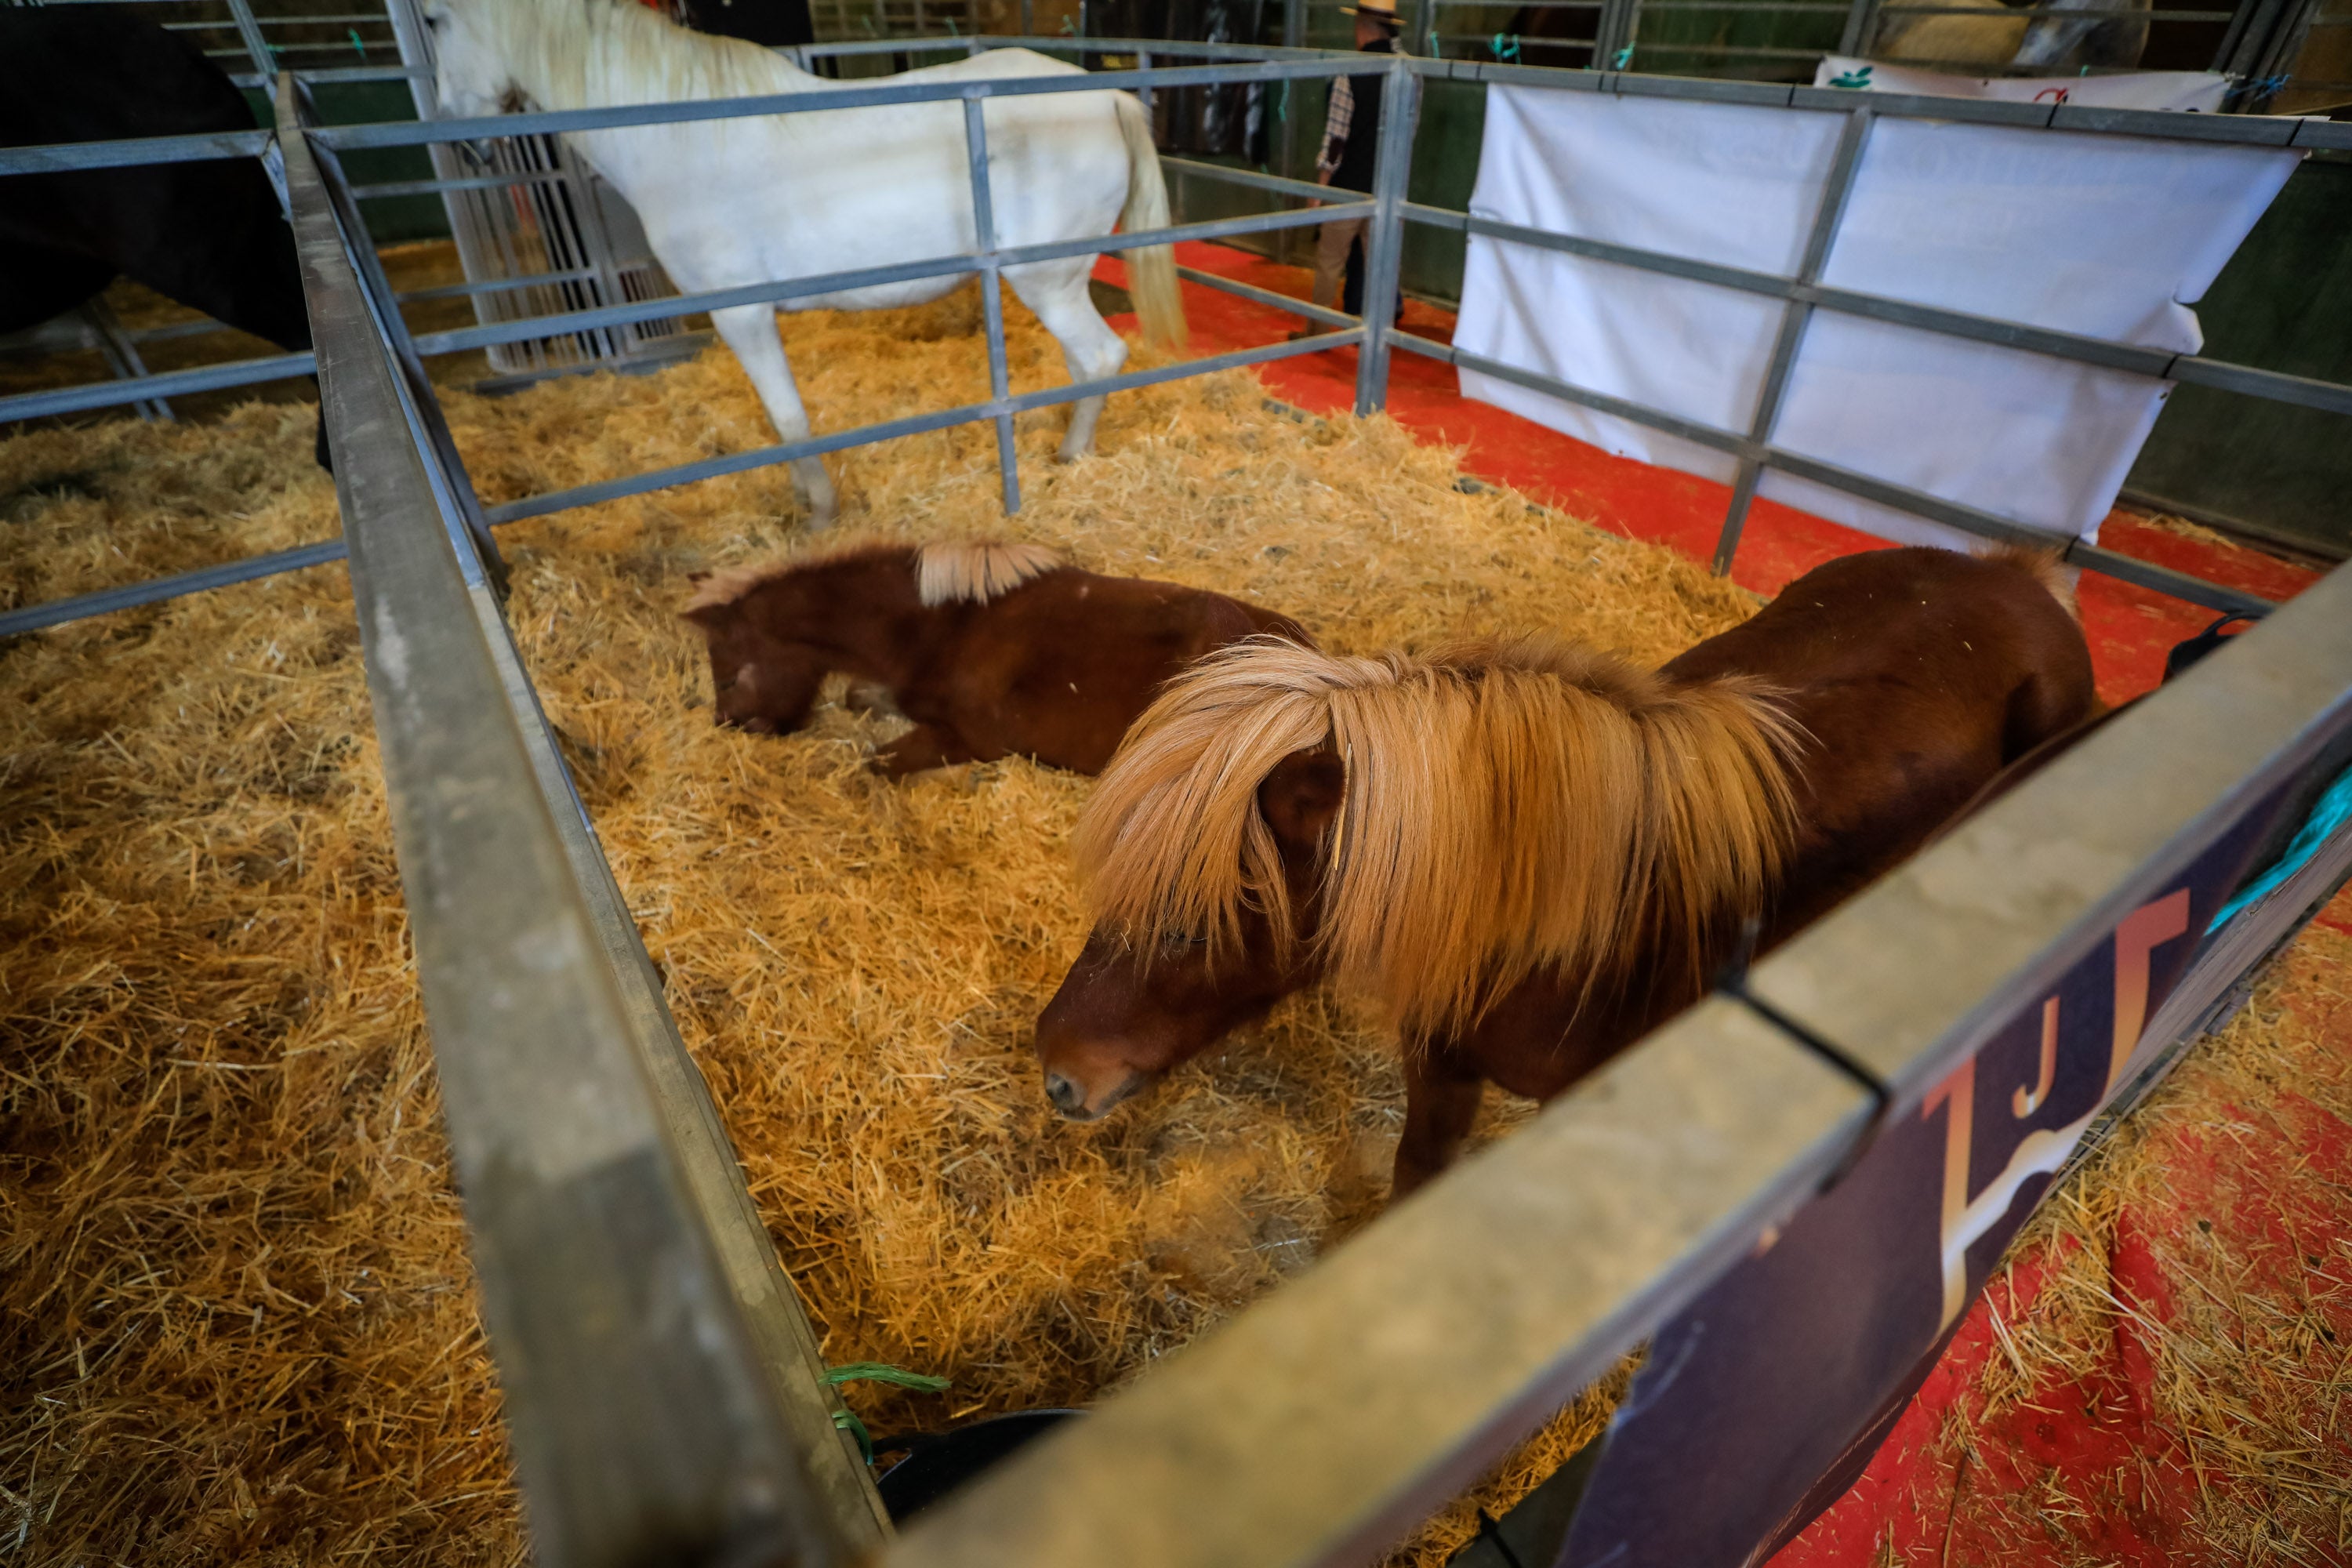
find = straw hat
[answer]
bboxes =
[1340,0,1401,23]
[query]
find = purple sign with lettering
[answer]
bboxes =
[1555,798,2288,1568]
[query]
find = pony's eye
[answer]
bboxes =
[1158,928,1202,958]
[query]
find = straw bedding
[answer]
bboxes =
[2,270,2342,1564]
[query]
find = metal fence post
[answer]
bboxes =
[1354,54,1421,417]
[222,0,278,83]
[1595,0,1640,64]
[297,95,510,588]
[964,92,1023,514]
[1836,0,1883,59]
[275,73,884,1568]
[1709,108,1875,575]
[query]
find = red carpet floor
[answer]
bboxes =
[1100,243,2351,1563]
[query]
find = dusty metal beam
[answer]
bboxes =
[278,74,881,1568]
[884,1002,1871,1568]
[1748,557,2352,1104]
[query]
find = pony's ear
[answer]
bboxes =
[1258,750,1345,855]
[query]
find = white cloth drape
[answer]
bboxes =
[1453,85,2299,550]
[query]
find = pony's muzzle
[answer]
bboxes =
[1044,1071,1094,1120]
[1042,1067,1145,1121]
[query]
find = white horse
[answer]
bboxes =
[423,0,1186,526]
[1876,0,2151,72]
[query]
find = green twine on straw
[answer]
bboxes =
[824,1362,953,1394]
[824,1363,953,1466]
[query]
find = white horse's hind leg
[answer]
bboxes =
[709,303,838,527]
[1007,263,1128,464]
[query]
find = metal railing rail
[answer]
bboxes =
[866,509,2352,1568]
[290,53,1381,533]
[0,57,430,471]
[274,72,891,1568]
[9,38,2343,637]
[7,38,2343,625]
[13,31,2352,1568]
[1377,51,2350,612]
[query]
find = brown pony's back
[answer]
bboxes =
[1665,545,2095,935]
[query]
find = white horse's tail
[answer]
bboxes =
[1114,93,1189,352]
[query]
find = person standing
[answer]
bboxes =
[1295,0,1401,339]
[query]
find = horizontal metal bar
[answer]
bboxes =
[1160,154,1334,205]
[397,267,601,303]
[885,1000,1871,1568]
[0,539,347,641]
[1442,34,1601,49]
[485,398,994,525]
[1759,446,2280,616]
[1410,202,2352,419]
[2066,539,2281,618]
[2171,354,2352,416]
[209,39,395,55]
[1635,42,1854,58]
[1422,55,2352,151]
[1394,327,1751,456]
[314,56,1370,151]
[230,64,426,88]
[487,325,1363,525]
[0,350,314,424]
[1878,1,2230,14]
[355,167,572,200]
[1748,556,2352,1104]
[975,32,1344,59]
[1397,328,2277,617]
[281,71,873,1568]
[0,127,269,177]
[408,201,1364,359]
[1174,266,1360,329]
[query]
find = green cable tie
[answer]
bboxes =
[824,1361,953,1393]
[824,1362,949,1467]
[832,1409,875,1465]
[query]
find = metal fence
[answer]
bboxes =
[9,34,2352,1565]
[1280,0,2341,104]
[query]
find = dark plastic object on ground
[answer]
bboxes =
[873,1410,1083,1523]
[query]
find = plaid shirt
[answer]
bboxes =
[1316,76,1354,177]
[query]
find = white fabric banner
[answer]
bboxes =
[1453,86,2299,550]
[1813,58,2233,113]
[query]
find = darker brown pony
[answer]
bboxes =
[1036,546,2097,1198]
[683,540,1309,777]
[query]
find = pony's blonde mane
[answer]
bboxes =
[681,538,1061,615]
[470,0,809,114]
[1076,635,1805,1033]
[916,540,1064,606]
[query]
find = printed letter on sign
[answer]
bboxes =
[1923,888,2193,1330]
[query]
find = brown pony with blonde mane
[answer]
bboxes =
[1079,635,1802,1036]
[1036,545,2096,1197]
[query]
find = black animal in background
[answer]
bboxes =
[1,8,329,469]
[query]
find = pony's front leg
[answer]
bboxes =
[1392,1047,1484,1202]
[1007,265,1128,464]
[709,303,838,528]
